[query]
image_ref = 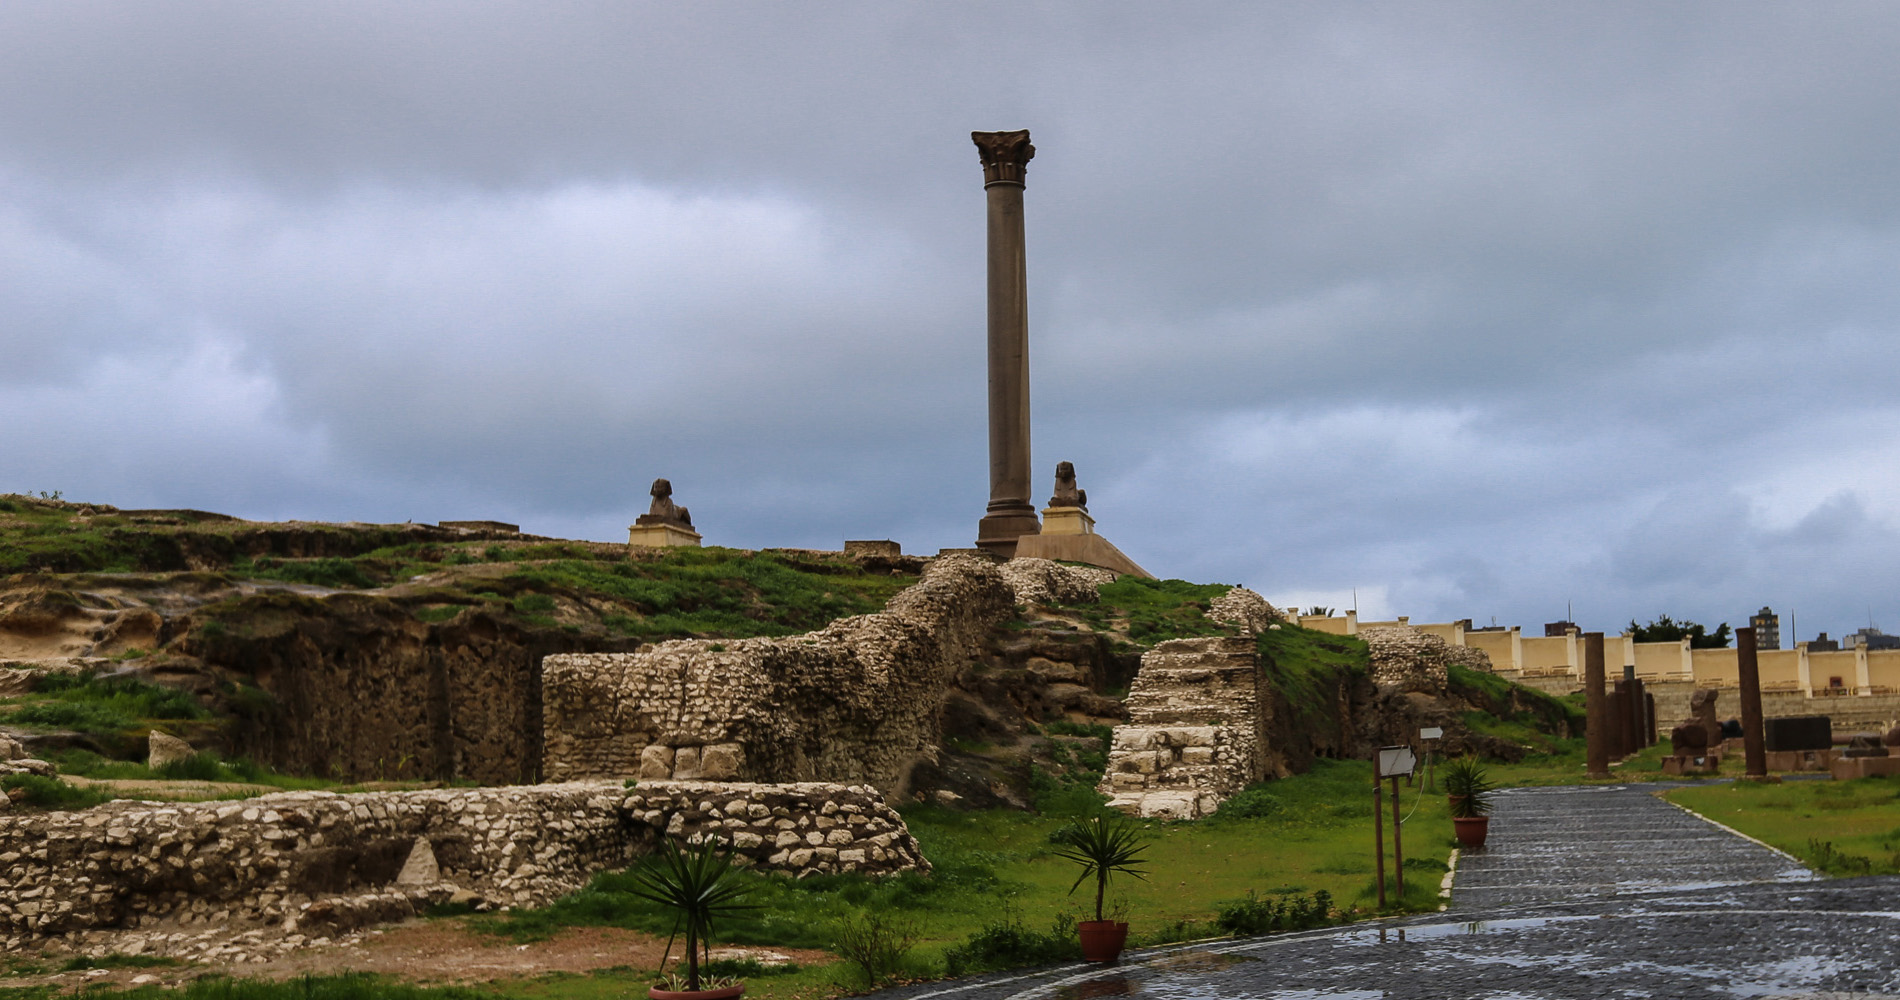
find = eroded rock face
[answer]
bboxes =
[542,554,1018,792]
[0,780,922,956]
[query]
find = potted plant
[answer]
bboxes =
[1049,814,1151,963]
[626,836,757,999]
[1441,756,1493,850]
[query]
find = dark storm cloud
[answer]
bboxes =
[4,2,1900,638]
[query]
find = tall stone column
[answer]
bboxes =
[972,129,1042,556]
[1584,631,1609,778]
[1737,626,1768,778]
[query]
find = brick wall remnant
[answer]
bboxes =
[0,780,921,960]
[541,553,1021,791]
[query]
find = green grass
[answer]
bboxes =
[1,673,207,737]
[1061,577,1238,644]
[0,774,114,811]
[1255,624,1369,731]
[1668,778,1900,876]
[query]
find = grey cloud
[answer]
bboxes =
[3,3,1900,639]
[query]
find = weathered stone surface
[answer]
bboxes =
[1100,637,1263,819]
[0,779,923,955]
[1359,625,1488,692]
[542,554,1019,792]
[393,836,439,886]
[997,558,1114,607]
[1205,587,1284,635]
[146,730,195,770]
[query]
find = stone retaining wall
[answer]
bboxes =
[0,780,922,954]
[541,555,1101,793]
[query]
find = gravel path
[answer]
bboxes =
[866,784,1900,1000]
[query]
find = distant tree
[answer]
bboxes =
[1304,606,1335,617]
[1628,615,1732,649]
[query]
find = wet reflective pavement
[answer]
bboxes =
[865,784,1900,1000]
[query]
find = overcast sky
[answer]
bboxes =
[5,3,1899,640]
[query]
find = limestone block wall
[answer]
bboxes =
[1099,636,1264,819]
[0,780,921,953]
[541,553,1021,792]
[1359,625,1490,691]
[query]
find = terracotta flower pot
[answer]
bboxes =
[648,984,744,1000]
[1453,815,1489,850]
[1077,919,1129,963]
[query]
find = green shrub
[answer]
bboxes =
[245,557,378,589]
[1211,785,1285,821]
[1214,889,1334,936]
[832,910,921,986]
[1,774,112,811]
[942,910,1081,976]
[155,752,227,782]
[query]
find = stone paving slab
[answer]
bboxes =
[1450,783,1817,910]
[861,784,1899,1000]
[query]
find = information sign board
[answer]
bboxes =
[1376,745,1417,778]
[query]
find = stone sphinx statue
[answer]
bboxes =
[1048,461,1087,510]
[635,478,692,528]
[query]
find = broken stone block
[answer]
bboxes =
[147,731,194,770]
[638,745,675,779]
[699,744,743,780]
[672,746,702,779]
[394,837,439,886]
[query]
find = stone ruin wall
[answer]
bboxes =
[1098,588,1289,820]
[0,780,922,960]
[541,555,1105,793]
[1101,607,1510,819]
[1099,635,1268,820]
[1358,624,1491,691]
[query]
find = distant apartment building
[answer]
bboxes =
[1543,620,1578,637]
[1809,632,1841,652]
[1750,607,1781,650]
[1846,627,1900,650]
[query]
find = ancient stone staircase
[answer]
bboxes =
[1099,636,1265,819]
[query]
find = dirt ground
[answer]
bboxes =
[2,918,834,993]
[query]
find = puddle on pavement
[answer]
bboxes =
[1144,950,1258,973]
[1049,975,1141,998]
[1342,914,1602,944]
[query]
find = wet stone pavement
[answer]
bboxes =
[868,784,1900,1000]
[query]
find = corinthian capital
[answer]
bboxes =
[972,129,1034,187]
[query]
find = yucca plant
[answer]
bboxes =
[624,836,757,991]
[1049,814,1151,922]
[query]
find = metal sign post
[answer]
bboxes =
[1373,746,1418,908]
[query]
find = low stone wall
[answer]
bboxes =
[1099,637,1264,819]
[542,554,1076,793]
[0,780,923,955]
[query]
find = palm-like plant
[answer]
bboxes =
[1441,756,1494,818]
[625,836,757,991]
[1050,815,1151,923]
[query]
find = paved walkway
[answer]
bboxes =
[867,784,1900,1000]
